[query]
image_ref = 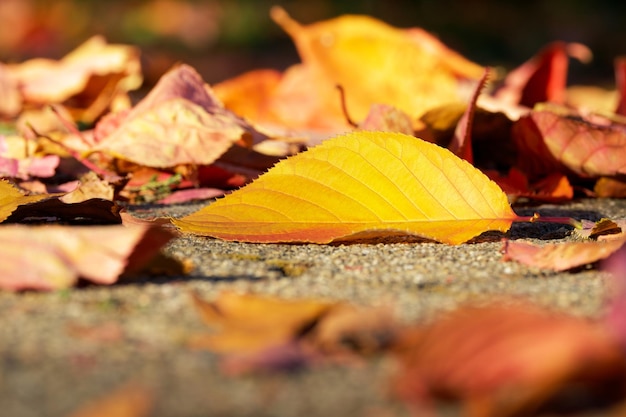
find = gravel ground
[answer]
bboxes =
[1,198,625,417]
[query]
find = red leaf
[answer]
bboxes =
[496,42,591,108]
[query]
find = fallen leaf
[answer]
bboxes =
[449,68,491,163]
[512,106,626,179]
[0,224,173,291]
[502,237,626,271]
[5,197,121,225]
[0,179,50,222]
[359,104,414,134]
[66,382,152,417]
[393,302,626,417]
[59,171,115,203]
[267,7,483,130]
[495,42,591,108]
[189,291,334,353]
[93,64,263,168]
[595,176,626,197]
[8,36,142,123]
[213,68,282,125]
[173,131,518,244]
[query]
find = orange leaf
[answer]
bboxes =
[502,237,626,271]
[189,291,334,353]
[269,7,483,129]
[0,180,50,222]
[94,64,263,168]
[173,131,517,244]
[8,36,141,122]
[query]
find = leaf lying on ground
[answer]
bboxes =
[173,131,518,244]
[66,382,152,417]
[0,224,173,291]
[189,291,334,353]
[7,36,142,123]
[93,64,263,169]
[0,180,50,222]
[393,302,626,417]
[502,236,626,272]
[513,106,626,179]
[189,291,399,374]
[264,6,483,132]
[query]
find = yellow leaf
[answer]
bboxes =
[173,132,517,244]
[270,7,483,123]
[0,180,49,223]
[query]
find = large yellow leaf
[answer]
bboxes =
[173,132,517,244]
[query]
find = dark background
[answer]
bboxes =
[1,0,625,87]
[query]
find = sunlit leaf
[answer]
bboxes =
[502,237,626,271]
[94,64,264,168]
[513,106,626,179]
[267,7,483,130]
[0,224,173,291]
[7,36,141,123]
[173,131,517,244]
[0,180,49,222]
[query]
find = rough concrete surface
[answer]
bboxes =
[1,198,625,417]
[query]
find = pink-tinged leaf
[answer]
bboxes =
[93,64,264,168]
[615,57,626,117]
[173,131,518,245]
[8,36,141,123]
[502,237,626,271]
[449,68,491,163]
[157,188,225,204]
[359,104,414,134]
[513,108,626,179]
[0,224,173,291]
[495,42,591,108]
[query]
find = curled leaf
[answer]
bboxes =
[174,131,517,244]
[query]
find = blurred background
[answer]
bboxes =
[1,0,625,88]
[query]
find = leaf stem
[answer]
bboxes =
[514,212,582,228]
